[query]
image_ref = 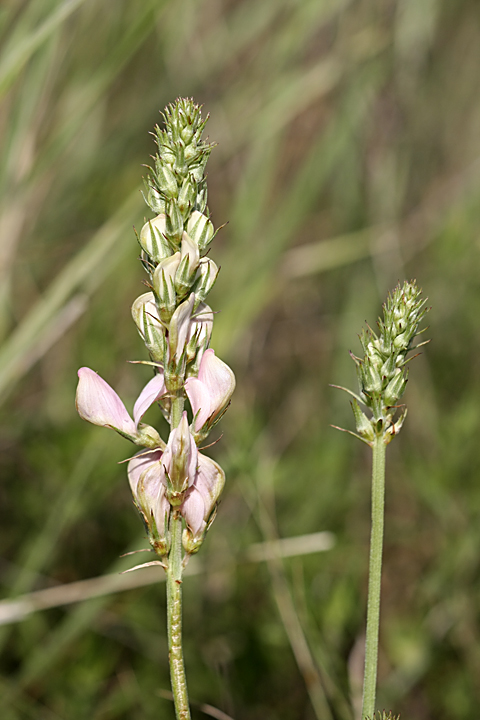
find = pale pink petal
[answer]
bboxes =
[195,454,225,510]
[162,412,198,489]
[133,372,166,428]
[128,450,170,532]
[181,487,205,535]
[181,454,225,536]
[184,376,212,431]
[169,294,195,362]
[76,367,136,436]
[186,350,235,431]
[127,449,164,497]
[153,491,170,536]
[188,303,213,348]
[198,350,236,413]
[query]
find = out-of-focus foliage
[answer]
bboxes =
[1,0,480,718]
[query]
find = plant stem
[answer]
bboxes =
[171,391,185,430]
[166,510,191,720]
[361,434,386,720]
[166,390,190,720]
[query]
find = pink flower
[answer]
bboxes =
[76,367,166,442]
[128,449,170,535]
[161,412,198,494]
[185,349,235,433]
[181,454,225,538]
[127,424,225,540]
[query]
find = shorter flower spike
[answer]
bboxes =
[335,280,429,444]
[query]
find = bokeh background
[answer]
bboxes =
[1,1,480,718]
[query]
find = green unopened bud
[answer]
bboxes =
[182,528,204,554]
[165,199,184,244]
[351,399,375,443]
[362,362,382,394]
[380,353,397,380]
[155,164,178,199]
[195,181,208,212]
[177,175,197,216]
[192,258,219,307]
[137,424,164,448]
[131,292,166,363]
[384,368,408,406]
[174,233,200,299]
[145,182,166,214]
[139,214,173,263]
[153,253,181,322]
[186,210,214,251]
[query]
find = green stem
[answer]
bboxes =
[166,511,190,720]
[171,391,185,430]
[361,434,386,720]
[166,390,190,720]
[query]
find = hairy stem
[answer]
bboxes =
[166,391,190,719]
[166,510,190,720]
[361,435,386,720]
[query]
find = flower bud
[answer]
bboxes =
[168,293,195,366]
[361,362,382,394]
[351,398,375,443]
[185,303,214,366]
[177,176,197,216]
[192,258,219,307]
[165,199,184,244]
[155,164,178,199]
[186,210,214,251]
[139,215,172,263]
[131,292,166,363]
[174,232,200,299]
[153,253,181,323]
[145,183,166,214]
[162,412,198,502]
[383,368,408,406]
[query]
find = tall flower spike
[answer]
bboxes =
[76,99,235,720]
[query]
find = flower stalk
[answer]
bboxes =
[75,99,235,720]
[334,280,429,720]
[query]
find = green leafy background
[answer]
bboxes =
[1,1,479,718]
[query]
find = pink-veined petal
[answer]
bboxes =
[127,449,164,497]
[181,487,205,535]
[195,454,225,511]
[76,367,136,436]
[162,412,198,490]
[184,376,212,431]
[169,293,195,362]
[133,371,166,428]
[198,350,236,414]
[128,449,170,534]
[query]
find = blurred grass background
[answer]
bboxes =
[0,0,480,718]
